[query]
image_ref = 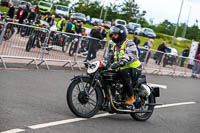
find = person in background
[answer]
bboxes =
[47,15,55,27]
[143,39,153,49]
[7,3,15,19]
[35,5,40,14]
[76,21,83,34]
[44,14,49,22]
[28,8,36,23]
[84,26,104,64]
[26,2,31,12]
[155,41,168,65]
[192,53,200,78]
[71,20,77,33]
[36,12,42,24]
[65,18,73,33]
[17,5,28,34]
[56,16,65,31]
[142,39,154,64]
[133,34,141,61]
[180,47,190,67]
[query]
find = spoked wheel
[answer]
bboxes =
[130,94,155,121]
[20,26,27,37]
[62,42,68,53]
[67,77,102,118]
[68,41,76,56]
[26,36,34,52]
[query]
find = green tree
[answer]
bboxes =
[121,0,140,22]
[55,0,70,6]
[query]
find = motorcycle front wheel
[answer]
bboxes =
[130,93,155,121]
[67,77,102,118]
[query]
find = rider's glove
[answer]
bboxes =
[111,63,120,69]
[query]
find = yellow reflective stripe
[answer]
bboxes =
[120,60,141,70]
[113,40,141,69]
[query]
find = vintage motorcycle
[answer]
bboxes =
[67,61,160,121]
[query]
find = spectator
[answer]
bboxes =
[133,34,141,61]
[192,53,200,78]
[56,16,65,31]
[180,47,190,67]
[35,5,40,14]
[142,39,154,64]
[133,34,140,46]
[66,18,73,33]
[26,2,31,12]
[36,12,42,24]
[7,3,15,19]
[71,20,77,33]
[16,5,28,34]
[76,21,83,34]
[28,8,36,23]
[84,26,104,63]
[47,15,55,27]
[143,39,154,49]
[44,14,49,22]
[155,41,168,65]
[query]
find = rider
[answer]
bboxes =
[107,25,142,105]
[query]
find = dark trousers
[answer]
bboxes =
[85,39,99,61]
[156,52,164,65]
[180,57,186,67]
[119,68,141,97]
[17,20,24,33]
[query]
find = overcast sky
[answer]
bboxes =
[135,0,199,26]
[70,0,199,26]
[101,0,199,26]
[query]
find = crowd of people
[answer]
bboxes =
[5,3,200,78]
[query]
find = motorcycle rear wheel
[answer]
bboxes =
[130,94,155,121]
[67,77,102,118]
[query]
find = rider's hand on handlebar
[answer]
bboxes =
[111,63,120,69]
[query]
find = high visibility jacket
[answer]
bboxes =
[113,40,141,70]
[57,20,63,31]
[71,24,75,31]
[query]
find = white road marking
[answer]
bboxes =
[29,113,113,129]
[148,83,167,89]
[1,101,196,132]
[155,102,196,109]
[1,129,25,133]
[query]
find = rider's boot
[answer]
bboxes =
[125,95,135,105]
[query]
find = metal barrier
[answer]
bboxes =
[0,22,49,69]
[41,30,82,70]
[0,21,199,78]
[74,36,107,69]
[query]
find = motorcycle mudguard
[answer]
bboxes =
[151,87,160,97]
[71,75,91,81]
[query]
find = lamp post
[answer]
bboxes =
[182,6,192,38]
[99,0,105,19]
[171,0,184,48]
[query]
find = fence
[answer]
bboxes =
[0,22,199,78]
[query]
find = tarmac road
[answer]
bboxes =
[0,69,200,133]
